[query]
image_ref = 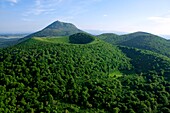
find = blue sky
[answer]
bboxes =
[1,0,170,35]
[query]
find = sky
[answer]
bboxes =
[1,0,170,36]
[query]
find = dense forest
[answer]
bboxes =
[119,46,170,77]
[1,21,170,112]
[0,36,170,112]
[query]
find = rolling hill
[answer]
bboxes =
[98,32,170,57]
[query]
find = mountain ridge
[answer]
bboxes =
[97,31,170,57]
[1,20,170,58]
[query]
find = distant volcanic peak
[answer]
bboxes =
[44,20,78,30]
[22,20,84,38]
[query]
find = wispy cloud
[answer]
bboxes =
[23,0,102,17]
[6,0,18,3]
[23,0,63,16]
[21,0,103,23]
[148,11,170,24]
[103,14,108,17]
[66,0,103,16]
[148,16,170,24]
[145,13,170,35]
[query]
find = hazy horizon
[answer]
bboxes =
[1,0,170,36]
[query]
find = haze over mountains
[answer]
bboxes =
[1,20,170,48]
[1,21,170,112]
[0,21,169,45]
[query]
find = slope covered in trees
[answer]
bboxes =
[97,32,170,57]
[1,21,170,112]
[0,37,134,112]
[1,37,170,112]
[119,46,170,77]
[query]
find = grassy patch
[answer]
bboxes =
[34,36,69,44]
[34,36,99,45]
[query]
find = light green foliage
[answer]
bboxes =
[34,36,70,44]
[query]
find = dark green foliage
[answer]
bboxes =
[98,32,170,57]
[0,36,170,112]
[120,32,170,57]
[119,46,170,77]
[69,33,95,44]
[0,38,132,112]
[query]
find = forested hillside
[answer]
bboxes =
[1,36,170,112]
[119,46,170,77]
[98,32,170,57]
[1,21,170,112]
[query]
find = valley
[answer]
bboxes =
[0,33,29,48]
